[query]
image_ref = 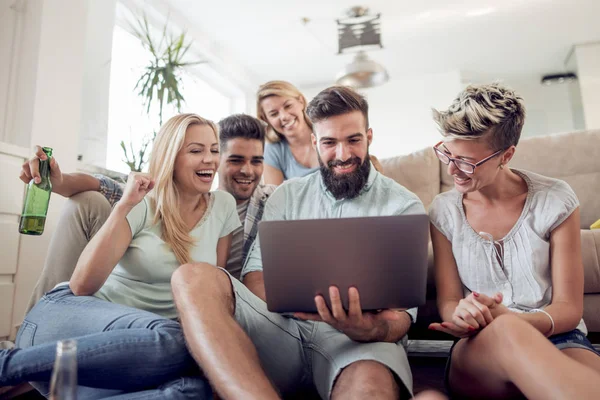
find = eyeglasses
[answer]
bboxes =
[433,141,504,174]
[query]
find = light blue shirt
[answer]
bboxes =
[264,140,319,180]
[241,165,426,321]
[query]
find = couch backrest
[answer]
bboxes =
[380,147,440,210]
[439,129,600,229]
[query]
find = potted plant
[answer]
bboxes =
[121,15,203,171]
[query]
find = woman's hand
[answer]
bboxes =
[429,292,508,337]
[119,172,155,209]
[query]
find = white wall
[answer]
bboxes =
[571,43,600,130]
[566,50,586,131]
[300,71,463,159]
[0,0,43,147]
[462,74,577,138]
[502,78,575,138]
[78,0,117,168]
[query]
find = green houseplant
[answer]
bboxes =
[121,15,202,171]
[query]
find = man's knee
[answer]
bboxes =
[334,360,398,397]
[171,263,233,304]
[62,191,112,237]
[67,190,112,215]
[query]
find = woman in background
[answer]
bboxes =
[257,80,320,185]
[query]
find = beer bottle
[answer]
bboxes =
[19,147,53,235]
[49,340,77,400]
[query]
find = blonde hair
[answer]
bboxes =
[256,80,313,143]
[432,83,526,150]
[147,113,219,265]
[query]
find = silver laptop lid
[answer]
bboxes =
[259,214,429,313]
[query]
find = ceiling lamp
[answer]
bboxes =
[335,6,389,88]
[335,51,389,88]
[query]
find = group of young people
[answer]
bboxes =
[1,81,599,400]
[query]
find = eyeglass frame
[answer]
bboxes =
[433,141,505,174]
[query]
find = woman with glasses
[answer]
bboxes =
[427,83,600,399]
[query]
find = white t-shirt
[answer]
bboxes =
[94,190,241,319]
[429,169,586,334]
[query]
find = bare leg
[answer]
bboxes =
[331,360,401,400]
[414,391,448,400]
[562,348,600,373]
[171,263,280,400]
[26,191,111,312]
[449,314,600,400]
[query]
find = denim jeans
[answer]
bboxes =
[2,285,211,399]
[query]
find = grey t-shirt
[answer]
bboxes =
[264,140,319,180]
[226,201,249,280]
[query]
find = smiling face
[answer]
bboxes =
[260,95,308,138]
[440,139,508,194]
[173,124,220,195]
[312,110,373,199]
[218,138,264,204]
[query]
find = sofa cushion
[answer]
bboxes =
[510,130,600,229]
[582,229,600,294]
[583,294,600,333]
[381,147,440,210]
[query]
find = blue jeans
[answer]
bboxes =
[1,285,211,399]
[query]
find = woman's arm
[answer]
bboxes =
[70,173,154,296]
[70,203,133,295]
[263,164,284,186]
[431,224,464,321]
[518,209,584,335]
[216,233,233,269]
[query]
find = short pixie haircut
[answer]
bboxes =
[432,83,526,150]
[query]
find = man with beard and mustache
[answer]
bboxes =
[19,114,275,311]
[171,86,426,400]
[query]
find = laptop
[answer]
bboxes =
[258,214,429,313]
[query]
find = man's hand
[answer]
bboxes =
[429,292,508,337]
[119,172,155,209]
[294,286,403,342]
[20,145,63,188]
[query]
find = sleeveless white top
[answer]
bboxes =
[429,169,586,334]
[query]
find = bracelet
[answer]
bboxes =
[530,308,555,337]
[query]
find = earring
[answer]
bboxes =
[499,163,504,170]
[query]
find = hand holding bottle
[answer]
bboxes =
[20,145,63,187]
[19,147,53,235]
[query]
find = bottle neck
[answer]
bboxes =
[39,158,50,179]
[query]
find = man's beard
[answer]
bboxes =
[319,152,371,200]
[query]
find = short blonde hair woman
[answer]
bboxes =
[428,83,600,399]
[3,113,240,397]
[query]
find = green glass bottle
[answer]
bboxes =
[19,147,53,235]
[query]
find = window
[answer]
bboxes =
[106,25,234,174]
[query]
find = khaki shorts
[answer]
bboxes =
[222,269,413,398]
